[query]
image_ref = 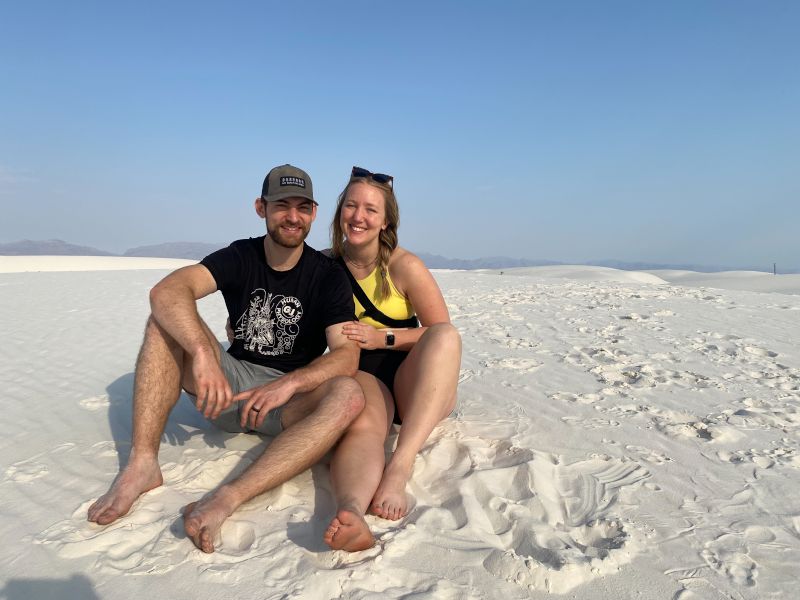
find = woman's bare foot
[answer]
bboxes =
[87,457,163,525]
[323,508,374,551]
[369,459,412,520]
[183,488,239,553]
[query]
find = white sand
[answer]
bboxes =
[1,259,798,599]
[0,255,196,273]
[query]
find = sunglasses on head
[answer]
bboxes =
[351,166,393,187]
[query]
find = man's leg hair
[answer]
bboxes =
[87,316,220,525]
[324,371,394,551]
[183,375,365,553]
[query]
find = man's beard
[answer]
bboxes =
[267,221,311,248]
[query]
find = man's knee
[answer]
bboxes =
[323,376,365,427]
[143,314,160,337]
[143,314,177,346]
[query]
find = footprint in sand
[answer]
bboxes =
[701,533,757,587]
[653,419,714,442]
[561,416,621,429]
[457,369,475,384]
[82,441,120,459]
[625,445,672,465]
[619,313,650,321]
[717,445,799,470]
[79,395,111,411]
[5,461,49,483]
[480,357,542,371]
[550,391,602,405]
[742,345,778,358]
[724,397,800,430]
[4,442,75,483]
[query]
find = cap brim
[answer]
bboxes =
[262,191,318,205]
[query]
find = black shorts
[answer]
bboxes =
[359,349,409,424]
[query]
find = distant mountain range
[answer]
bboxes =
[123,242,225,260]
[0,239,116,256]
[0,239,223,260]
[417,253,562,270]
[1,239,796,274]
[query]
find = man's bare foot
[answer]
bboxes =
[369,460,412,520]
[87,458,163,525]
[323,508,374,551]
[183,488,239,553]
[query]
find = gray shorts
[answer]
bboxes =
[189,349,285,437]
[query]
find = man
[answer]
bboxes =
[88,164,367,553]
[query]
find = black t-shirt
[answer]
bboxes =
[201,237,355,372]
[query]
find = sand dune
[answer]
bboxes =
[649,269,800,296]
[1,258,798,599]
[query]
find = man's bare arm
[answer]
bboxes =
[149,264,232,419]
[235,322,360,430]
[149,264,217,351]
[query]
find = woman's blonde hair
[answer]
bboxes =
[330,176,399,302]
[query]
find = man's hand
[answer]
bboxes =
[191,350,233,420]
[235,377,298,430]
[341,320,383,350]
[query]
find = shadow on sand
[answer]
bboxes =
[0,574,100,600]
[286,464,337,552]
[104,372,226,468]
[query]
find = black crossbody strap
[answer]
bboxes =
[337,257,419,329]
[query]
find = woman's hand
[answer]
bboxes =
[225,318,234,344]
[342,320,384,350]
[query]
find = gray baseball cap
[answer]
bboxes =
[261,164,317,204]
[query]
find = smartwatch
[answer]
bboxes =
[385,330,395,347]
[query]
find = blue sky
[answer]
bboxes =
[1,1,798,268]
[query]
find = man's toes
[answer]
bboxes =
[183,503,199,535]
[88,496,111,521]
[95,509,118,525]
[199,529,215,553]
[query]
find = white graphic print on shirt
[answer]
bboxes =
[234,289,304,356]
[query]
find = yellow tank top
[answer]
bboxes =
[353,267,416,329]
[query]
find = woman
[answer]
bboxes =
[324,166,461,549]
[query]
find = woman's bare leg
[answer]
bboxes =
[370,323,461,520]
